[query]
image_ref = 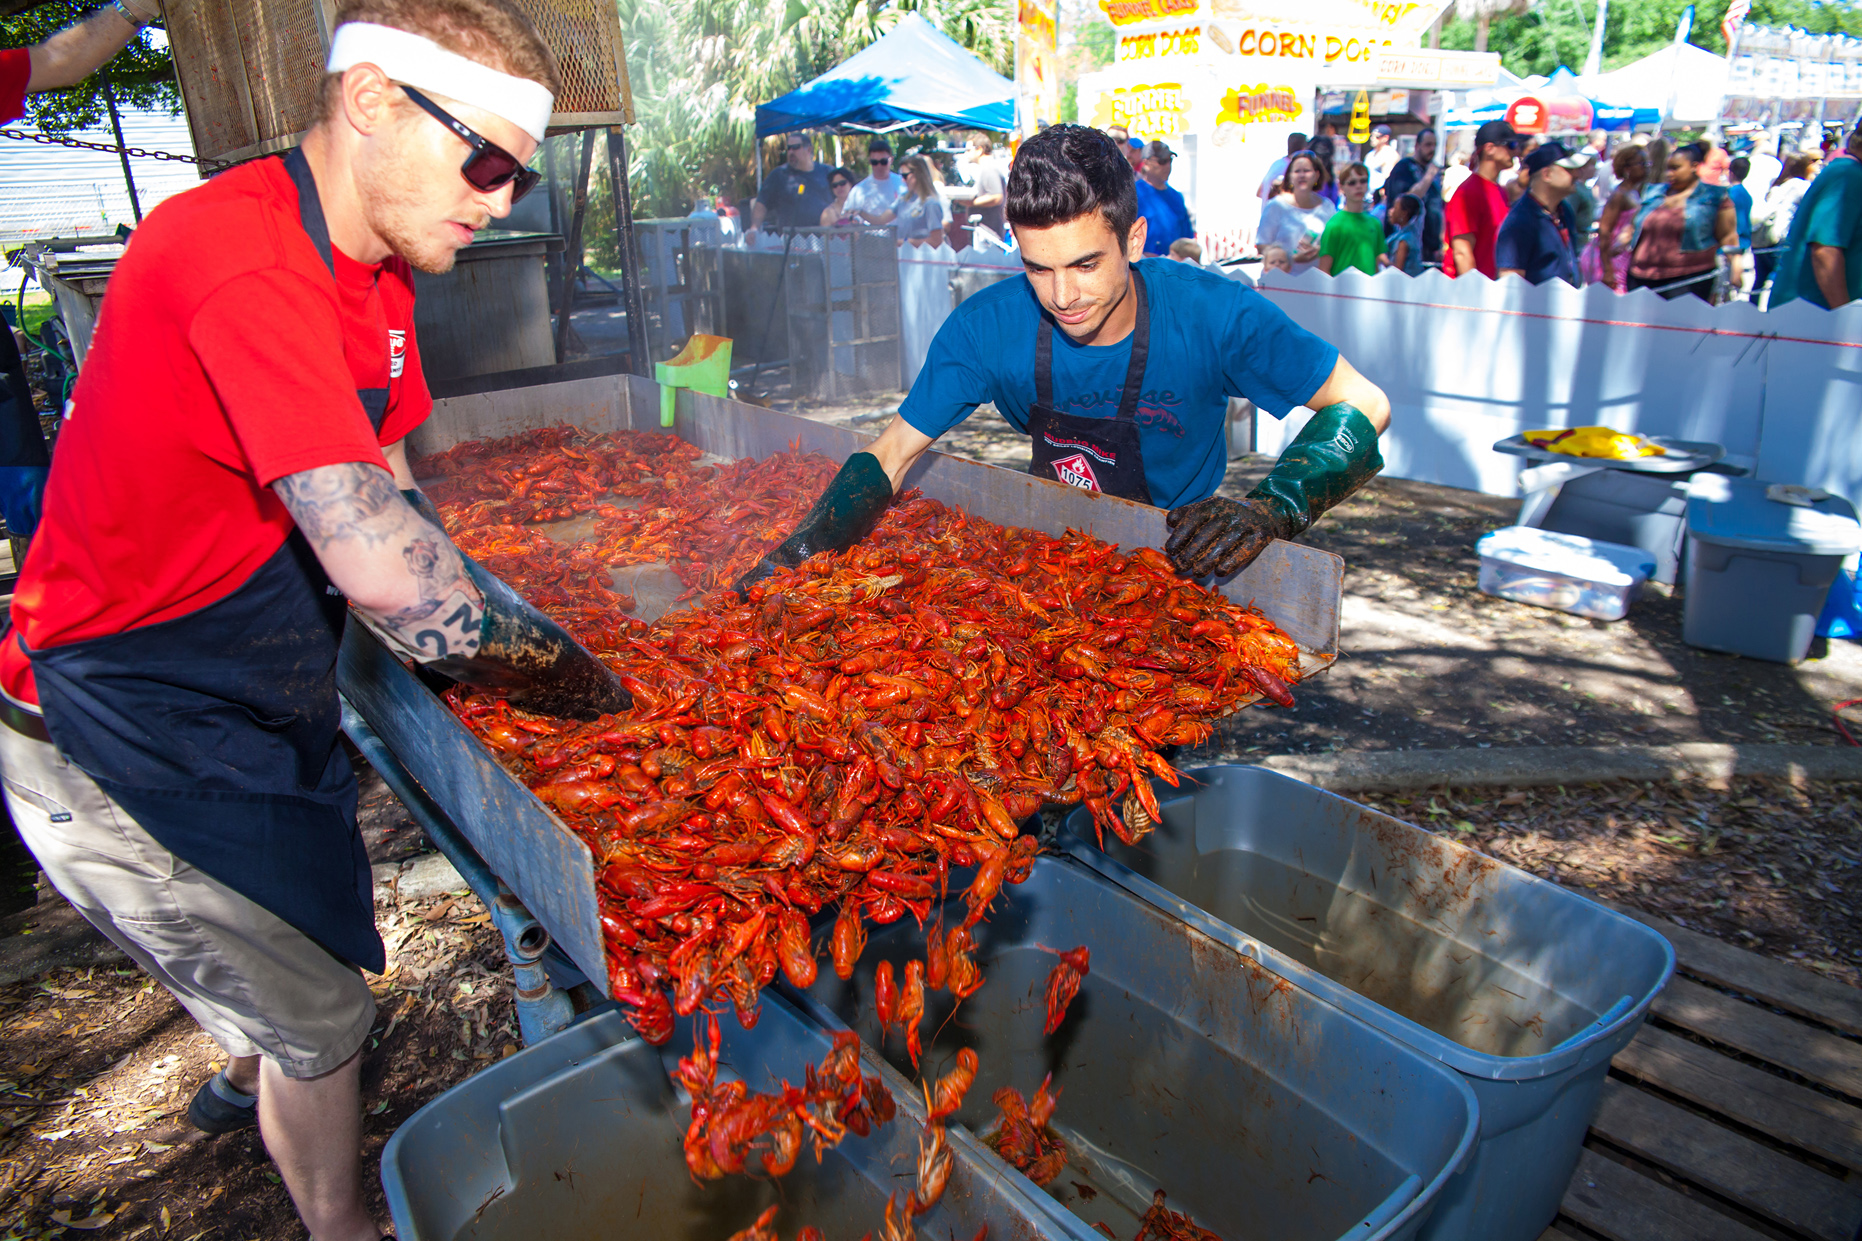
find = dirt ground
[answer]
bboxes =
[1,409,1857,1238]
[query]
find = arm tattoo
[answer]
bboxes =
[273,463,484,661]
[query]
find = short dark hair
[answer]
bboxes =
[1394,193,1421,220]
[1729,156,1750,181]
[1006,123,1138,244]
[867,136,892,154]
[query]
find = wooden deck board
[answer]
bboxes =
[1605,902,1862,1039]
[1650,975,1862,1099]
[1560,1147,1772,1241]
[1612,1024,1862,1172]
[1588,1077,1862,1241]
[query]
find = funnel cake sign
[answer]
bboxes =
[1089,83,1193,137]
[1099,0,1198,27]
[1217,84,1301,126]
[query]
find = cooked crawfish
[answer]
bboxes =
[985,1074,1067,1187]
[433,431,1303,1044]
[1133,1190,1225,1241]
[1042,945,1090,1036]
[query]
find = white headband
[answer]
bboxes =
[326,22,555,144]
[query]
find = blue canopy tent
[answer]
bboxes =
[755,13,1014,137]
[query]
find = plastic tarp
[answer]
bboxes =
[755,14,1014,138]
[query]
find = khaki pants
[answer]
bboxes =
[0,719,375,1078]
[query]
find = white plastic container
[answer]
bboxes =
[1476,527,1655,621]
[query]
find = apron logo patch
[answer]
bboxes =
[1049,452,1101,493]
[388,329,406,379]
[1041,433,1118,466]
[49,812,72,823]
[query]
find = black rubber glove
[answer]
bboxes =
[731,451,893,594]
[1164,403,1383,578]
[400,489,632,722]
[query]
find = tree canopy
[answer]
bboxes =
[1438,0,1862,79]
[0,0,178,133]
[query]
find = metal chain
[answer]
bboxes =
[0,126,226,169]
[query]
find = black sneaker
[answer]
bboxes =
[186,1069,258,1135]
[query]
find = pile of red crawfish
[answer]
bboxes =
[414,426,1296,1241]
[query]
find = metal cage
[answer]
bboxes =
[164,0,633,171]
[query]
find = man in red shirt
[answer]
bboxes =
[1,0,159,126]
[1444,119,1520,278]
[0,3,625,1237]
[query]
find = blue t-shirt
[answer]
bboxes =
[1729,183,1753,249]
[899,258,1339,510]
[1136,179,1194,256]
[1385,217,1424,276]
[1494,193,1581,287]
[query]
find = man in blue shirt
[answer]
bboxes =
[736,124,1391,584]
[1495,141,1586,287]
[1135,139,1194,257]
[1770,125,1862,310]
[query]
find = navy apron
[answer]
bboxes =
[0,309,51,536]
[1027,268,1154,505]
[23,148,384,972]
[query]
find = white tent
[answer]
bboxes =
[1574,42,1731,124]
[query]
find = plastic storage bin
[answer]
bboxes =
[1062,767,1675,1241]
[1538,467,1690,584]
[1684,476,1862,663]
[799,855,1479,1241]
[1476,526,1655,620]
[381,995,1069,1241]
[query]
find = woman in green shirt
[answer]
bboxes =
[1318,163,1383,276]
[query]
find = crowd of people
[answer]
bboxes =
[1252,119,1861,310]
[723,118,1860,311]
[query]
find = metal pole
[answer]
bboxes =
[1582,0,1609,78]
[554,129,595,364]
[606,126,650,376]
[544,136,563,313]
[102,83,141,223]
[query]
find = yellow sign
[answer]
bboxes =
[1099,0,1198,29]
[1117,26,1201,60]
[1017,0,1062,129]
[1090,82,1193,138]
[1216,84,1302,126]
[1348,89,1371,141]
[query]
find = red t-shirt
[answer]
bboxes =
[1,47,29,125]
[1,156,431,705]
[1443,173,1509,279]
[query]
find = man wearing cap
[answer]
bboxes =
[748,133,833,238]
[1496,141,1588,287]
[1365,124,1399,198]
[0,3,633,1236]
[738,124,1391,592]
[1135,139,1193,257]
[1444,118,1520,278]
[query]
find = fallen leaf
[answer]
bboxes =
[51,1209,116,1229]
[369,1100,389,1115]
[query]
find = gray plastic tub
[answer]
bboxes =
[1062,766,1675,1241]
[381,993,1069,1240]
[1683,475,1862,664]
[797,854,1479,1241]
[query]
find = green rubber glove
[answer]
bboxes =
[1164,403,1383,578]
[400,489,633,722]
[731,452,893,593]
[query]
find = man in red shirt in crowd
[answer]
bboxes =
[0,0,158,125]
[1444,119,1521,278]
[0,3,626,1236]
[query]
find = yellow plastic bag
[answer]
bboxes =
[1522,427,1667,460]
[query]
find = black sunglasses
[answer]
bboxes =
[400,85,541,202]
[869,155,891,165]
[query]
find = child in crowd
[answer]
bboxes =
[1383,193,1424,276]
[1168,238,1203,263]
[1317,162,1382,276]
[1258,244,1291,275]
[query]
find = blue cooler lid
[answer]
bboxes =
[1477,526,1655,586]
[1685,476,1861,556]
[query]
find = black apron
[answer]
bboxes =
[1027,268,1154,505]
[24,147,383,972]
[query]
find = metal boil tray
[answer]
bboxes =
[340,374,1344,990]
